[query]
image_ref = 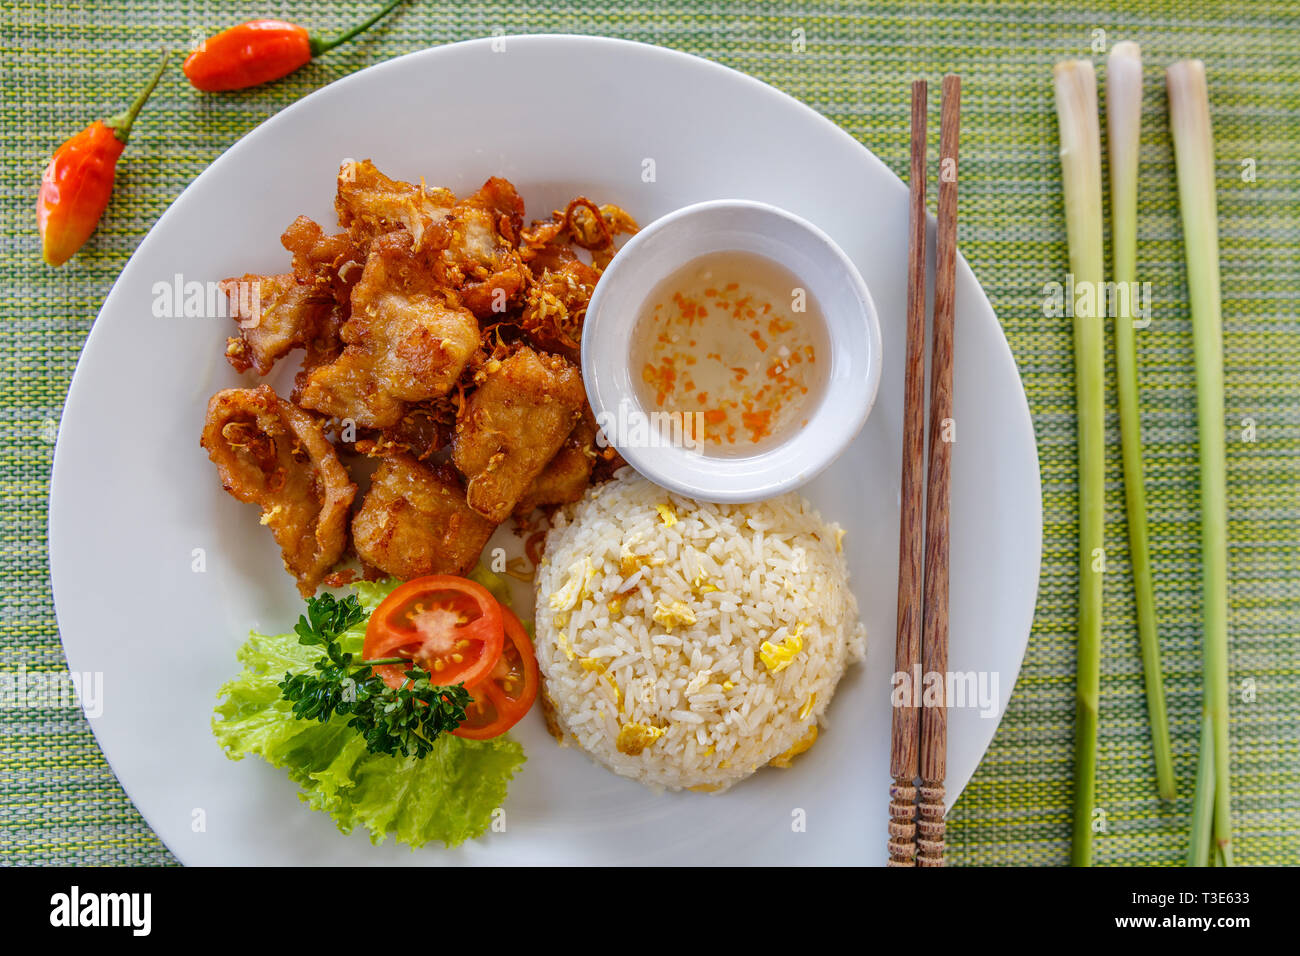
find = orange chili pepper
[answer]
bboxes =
[183,0,406,92]
[37,52,170,268]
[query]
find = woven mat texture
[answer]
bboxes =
[1,0,1296,865]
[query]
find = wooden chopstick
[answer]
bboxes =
[918,73,961,868]
[887,78,929,868]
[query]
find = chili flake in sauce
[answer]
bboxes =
[631,250,827,454]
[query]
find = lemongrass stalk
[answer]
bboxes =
[1054,59,1106,867]
[1106,42,1176,802]
[1187,713,1215,864]
[1167,58,1233,867]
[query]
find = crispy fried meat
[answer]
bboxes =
[513,408,598,516]
[519,257,601,364]
[427,176,529,318]
[296,231,480,428]
[335,159,455,252]
[201,385,355,597]
[352,450,497,580]
[206,162,639,594]
[280,214,362,309]
[221,272,332,376]
[452,346,586,523]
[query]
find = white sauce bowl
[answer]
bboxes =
[582,199,882,502]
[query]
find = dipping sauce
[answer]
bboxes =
[631,250,829,455]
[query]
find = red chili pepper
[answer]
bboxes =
[37,52,170,268]
[183,0,406,92]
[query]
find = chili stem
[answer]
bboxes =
[310,0,407,57]
[105,51,171,143]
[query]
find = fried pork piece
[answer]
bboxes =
[278,217,362,402]
[221,272,332,375]
[335,159,456,251]
[374,398,458,460]
[519,214,572,268]
[513,408,598,516]
[521,199,640,272]
[297,231,480,429]
[429,177,529,318]
[519,257,601,364]
[352,451,497,580]
[289,304,348,407]
[280,214,362,309]
[453,347,586,523]
[222,218,358,378]
[338,160,528,317]
[201,386,356,597]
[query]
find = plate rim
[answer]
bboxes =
[49,33,1043,864]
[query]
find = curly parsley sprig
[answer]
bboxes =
[278,593,471,759]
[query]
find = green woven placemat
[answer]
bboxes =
[2,0,1296,866]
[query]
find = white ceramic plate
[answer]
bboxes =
[49,35,1041,866]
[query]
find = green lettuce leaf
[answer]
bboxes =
[212,579,525,849]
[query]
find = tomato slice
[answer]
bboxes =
[363,576,505,691]
[453,606,539,739]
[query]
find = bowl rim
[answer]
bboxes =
[582,197,883,502]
